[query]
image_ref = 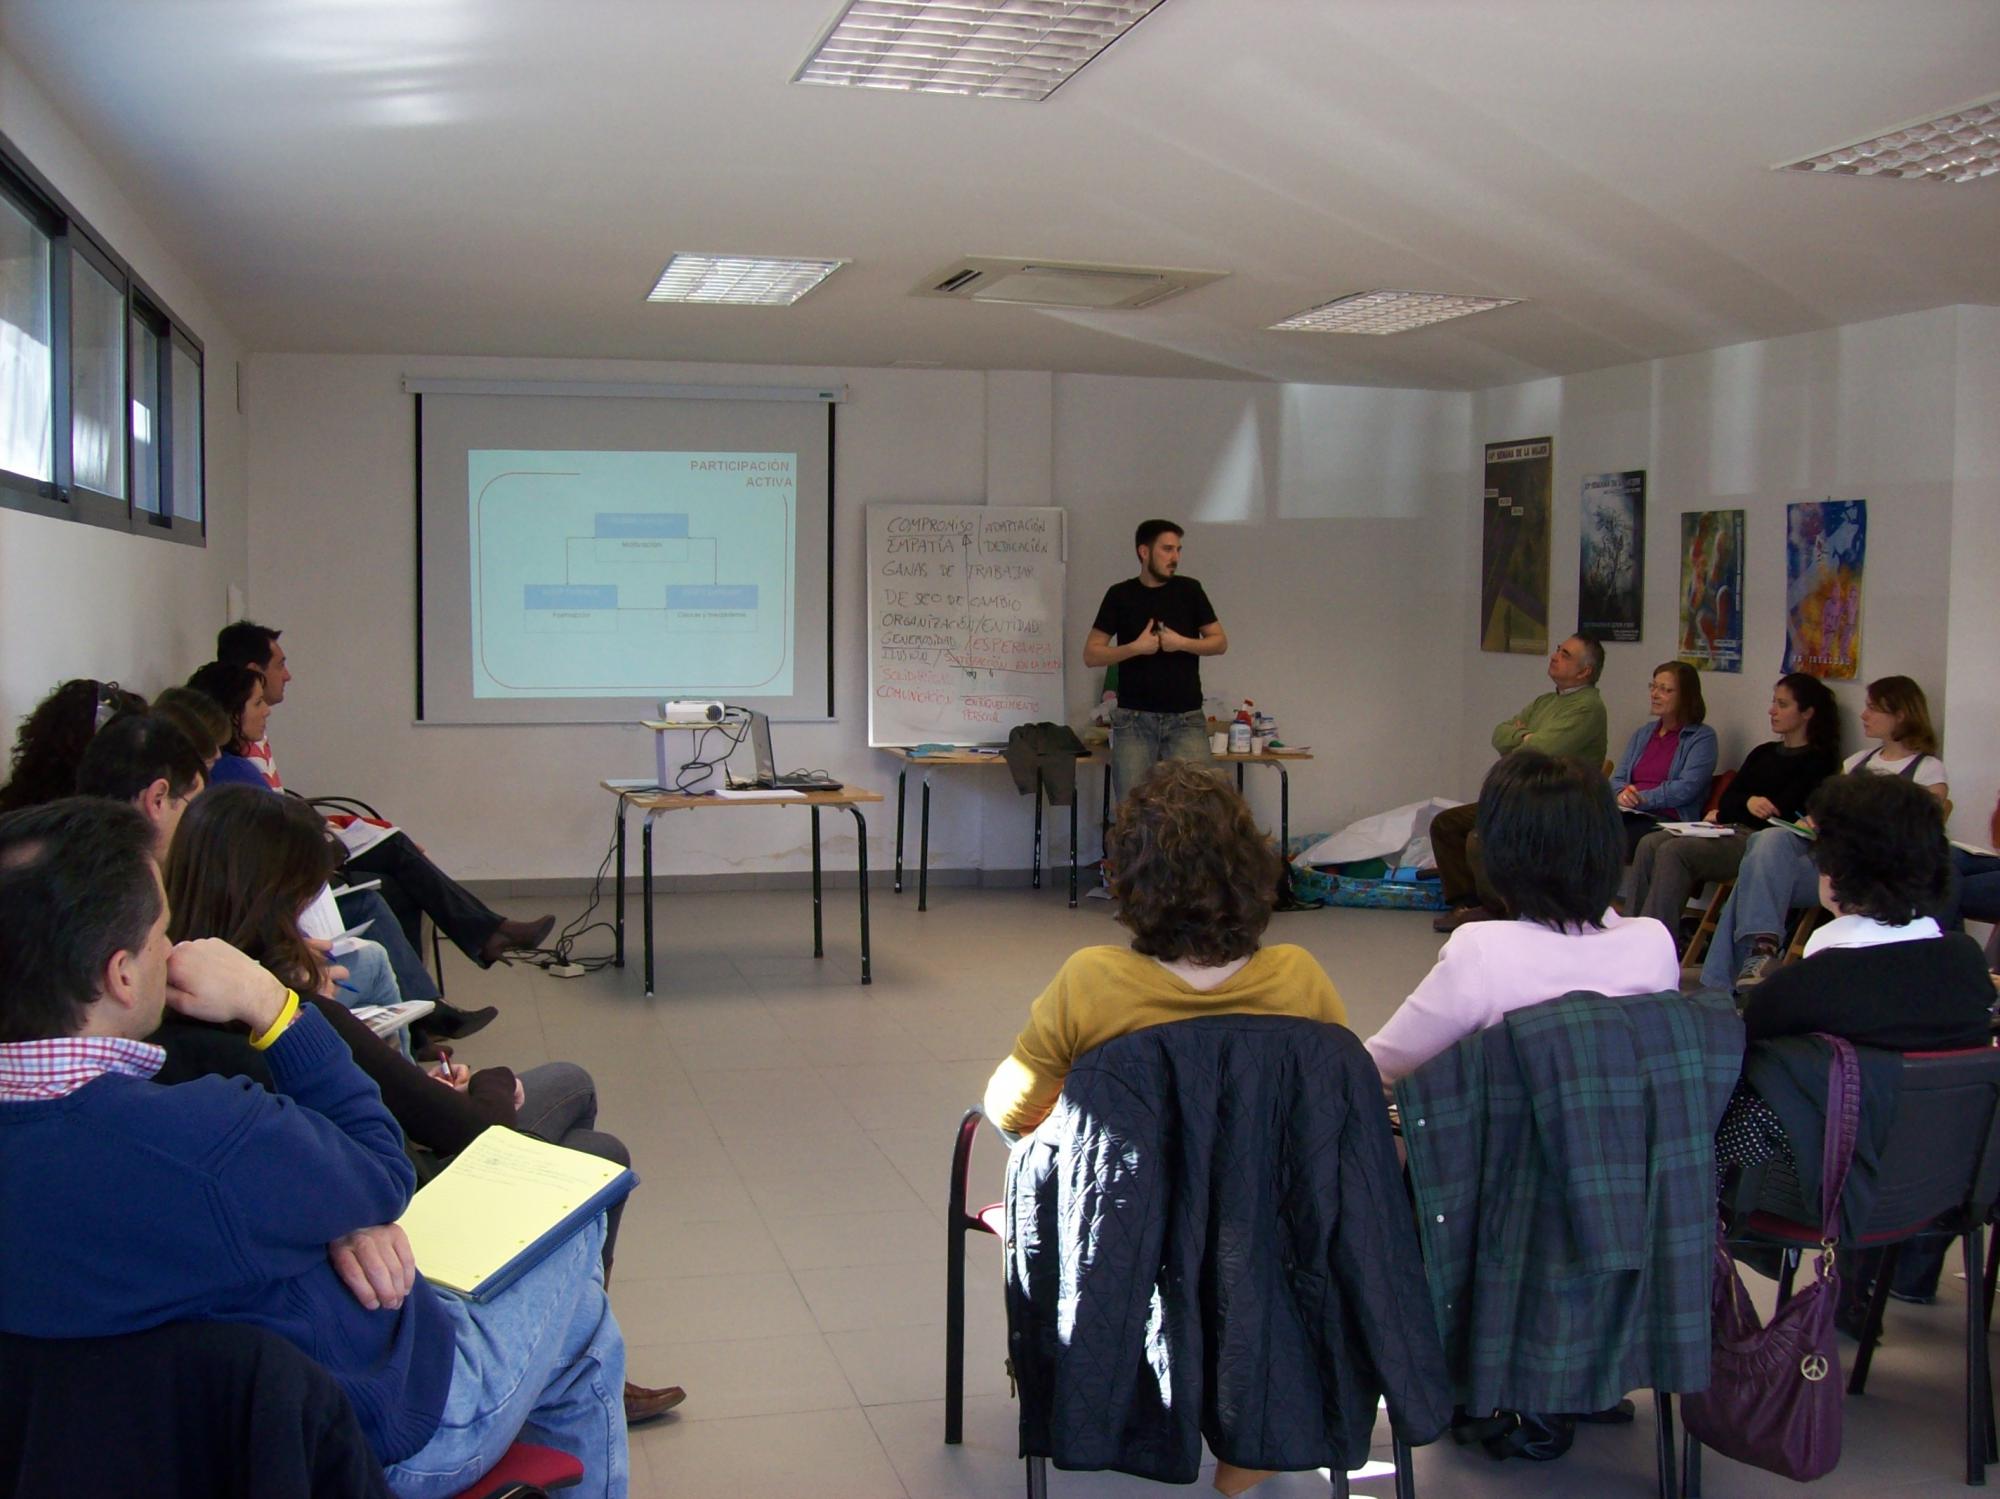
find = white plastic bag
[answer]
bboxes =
[1301,798,1461,868]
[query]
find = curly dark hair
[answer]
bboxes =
[1475,750,1623,930]
[1777,672,1842,755]
[1807,771,1949,924]
[165,784,339,995]
[1108,760,1278,965]
[0,679,147,814]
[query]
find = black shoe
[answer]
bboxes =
[410,1003,498,1046]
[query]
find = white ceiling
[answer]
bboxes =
[3,0,1996,388]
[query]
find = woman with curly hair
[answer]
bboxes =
[1365,750,1679,1084]
[0,678,146,813]
[982,759,1346,1136]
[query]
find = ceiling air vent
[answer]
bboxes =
[914,256,1225,310]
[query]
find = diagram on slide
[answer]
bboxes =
[470,450,795,697]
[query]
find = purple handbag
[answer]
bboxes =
[1682,1033,1861,1482]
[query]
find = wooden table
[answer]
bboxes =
[883,748,1097,911]
[602,782,885,995]
[1094,749,1314,856]
[885,746,1313,912]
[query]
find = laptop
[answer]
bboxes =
[730,710,841,791]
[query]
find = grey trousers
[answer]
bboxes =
[1628,827,1751,934]
[515,1062,630,1276]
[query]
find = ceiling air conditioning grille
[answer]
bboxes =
[914,256,1225,310]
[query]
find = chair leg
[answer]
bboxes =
[428,921,445,998]
[1653,1390,1678,1499]
[1967,1225,1990,1484]
[1683,1425,1703,1498]
[1328,1460,1350,1498]
[1392,1436,1415,1499]
[945,1108,980,1446]
[1848,1242,1899,1396]
[1025,1454,1048,1499]
[1775,1247,1800,1306]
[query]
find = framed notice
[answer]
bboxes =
[1481,438,1552,655]
[1578,470,1645,642]
[1678,510,1744,673]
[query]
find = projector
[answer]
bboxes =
[659,699,726,725]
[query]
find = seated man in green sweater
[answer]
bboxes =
[1430,633,1609,932]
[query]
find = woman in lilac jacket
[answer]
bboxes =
[1609,661,1719,854]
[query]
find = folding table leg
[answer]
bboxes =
[919,774,933,912]
[1032,773,1044,890]
[1068,790,1079,908]
[849,806,872,985]
[641,814,655,997]
[895,767,907,894]
[811,806,824,958]
[613,796,626,968]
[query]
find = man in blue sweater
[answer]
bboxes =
[0,798,628,1497]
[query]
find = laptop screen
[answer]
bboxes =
[747,710,779,784]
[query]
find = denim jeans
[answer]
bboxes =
[1698,826,1818,987]
[1108,707,1213,805]
[385,1216,627,1499]
[336,888,442,1005]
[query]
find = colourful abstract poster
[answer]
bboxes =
[1578,470,1645,642]
[1481,438,1552,655]
[1784,499,1866,679]
[1678,510,1743,673]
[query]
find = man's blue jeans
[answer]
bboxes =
[385,1216,628,1499]
[1698,826,1818,988]
[338,888,442,1004]
[1108,707,1213,805]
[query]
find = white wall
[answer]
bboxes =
[1462,307,1964,799]
[244,354,1473,881]
[1943,305,2000,846]
[0,45,248,729]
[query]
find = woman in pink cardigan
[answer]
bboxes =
[1367,751,1681,1084]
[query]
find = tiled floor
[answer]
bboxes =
[456,887,1991,1497]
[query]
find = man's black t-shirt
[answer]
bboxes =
[1092,575,1218,713]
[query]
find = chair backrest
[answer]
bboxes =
[0,1320,391,1499]
[1856,1046,2000,1241]
[1703,769,1736,818]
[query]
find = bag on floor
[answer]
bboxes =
[1680,1034,1859,1482]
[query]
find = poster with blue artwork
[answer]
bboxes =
[1783,499,1866,680]
[1578,470,1645,642]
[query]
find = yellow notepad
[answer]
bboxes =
[398,1128,635,1299]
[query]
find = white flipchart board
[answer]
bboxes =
[866,505,1067,747]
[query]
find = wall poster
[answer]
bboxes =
[1480,437,1552,655]
[1577,469,1645,642]
[1678,509,1743,673]
[1783,499,1866,680]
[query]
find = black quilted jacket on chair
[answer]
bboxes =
[1003,1014,1451,1482]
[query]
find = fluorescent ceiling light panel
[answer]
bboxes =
[1270,289,1520,336]
[645,255,846,305]
[1776,95,2000,183]
[794,0,1167,100]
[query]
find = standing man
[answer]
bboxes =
[1086,519,1228,804]
[1430,633,1609,932]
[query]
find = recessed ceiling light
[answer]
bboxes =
[1269,289,1521,336]
[794,0,1167,101]
[1776,95,2000,183]
[645,255,846,306]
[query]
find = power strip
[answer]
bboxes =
[546,962,587,979]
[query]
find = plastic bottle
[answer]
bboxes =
[1228,700,1254,754]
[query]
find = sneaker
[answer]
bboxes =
[1734,943,1782,992]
